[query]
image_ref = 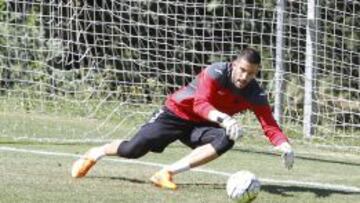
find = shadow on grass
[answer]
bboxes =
[168,145,360,167]
[231,148,360,167]
[92,176,148,184]
[261,184,360,198]
[92,175,226,189]
[91,176,360,198]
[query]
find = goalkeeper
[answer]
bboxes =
[71,48,294,190]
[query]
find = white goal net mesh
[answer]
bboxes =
[0,0,359,150]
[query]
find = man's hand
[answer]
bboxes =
[275,142,294,170]
[207,110,243,141]
[220,116,243,141]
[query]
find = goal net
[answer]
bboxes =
[0,0,358,150]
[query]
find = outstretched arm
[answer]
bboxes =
[252,104,294,169]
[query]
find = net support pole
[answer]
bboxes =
[274,0,286,125]
[303,0,317,139]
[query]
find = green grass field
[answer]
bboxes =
[1,111,360,203]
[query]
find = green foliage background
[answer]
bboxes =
[0,0,358,143]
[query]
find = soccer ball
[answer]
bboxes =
[226,170,261,203]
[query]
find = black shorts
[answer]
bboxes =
[129,107,231,153]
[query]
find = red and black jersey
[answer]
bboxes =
[165,62,288,146]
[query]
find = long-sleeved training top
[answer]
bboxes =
[165,62,288,146]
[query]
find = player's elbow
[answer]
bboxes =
[193,100,209,117]
[192,103,202,115]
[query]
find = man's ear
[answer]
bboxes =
[232,58,242,68]
[256,66,262,78]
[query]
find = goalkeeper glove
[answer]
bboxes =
[208,110,243,141]
[275,142,294,170]
[219,116,243,141]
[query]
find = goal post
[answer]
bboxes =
[0,0,359,150]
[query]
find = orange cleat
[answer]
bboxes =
[149,170,177,190]
[71,157,96,178]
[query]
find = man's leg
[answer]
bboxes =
[72,132,164,178]
[149,143,218,190]
[72,134,161,178]
[72,108,189,179]
[71,139,124,178]
[150,127,234,189]
[167,143,219,174]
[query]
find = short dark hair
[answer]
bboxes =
[235,47,261,64]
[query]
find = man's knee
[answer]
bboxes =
[211,133,234,155]
[117,140,149,159]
